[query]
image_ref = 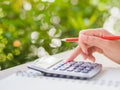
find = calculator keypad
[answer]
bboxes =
[52,61,98,73]
[44,61,102,79]
[29,59,102,79]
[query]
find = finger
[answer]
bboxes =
[79,32,90,54]
[79,34,88,54]
[87,53,96,62]
[80,34,108,49]
[81,51,88,60]
[86,47,96,62]
[66,46,81,62]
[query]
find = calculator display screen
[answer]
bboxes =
[33,56,62,69]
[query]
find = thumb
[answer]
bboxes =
[81,34,107,49]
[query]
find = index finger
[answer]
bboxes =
[66,46,82,62]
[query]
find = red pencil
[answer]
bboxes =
[61,36,120,42]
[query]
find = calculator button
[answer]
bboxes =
[66,66,76,72]
[52,63,60,70]
[59,63,72,71]
[68,63,80,70]
[85,66,93,71]
[53,67,60,70]
[72,63,80,68]
[74,68,82,72]
[82,63,91,67]
[83,62,92,66]
[52,63,64,70]
[74,66,85,72]
[81,69,89,73]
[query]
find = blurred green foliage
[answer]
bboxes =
[0,0,113,70]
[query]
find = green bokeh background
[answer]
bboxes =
[0,0,119,70]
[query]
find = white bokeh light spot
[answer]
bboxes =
[49,39,61,48]
[23,2,32,11]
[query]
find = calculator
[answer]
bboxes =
[28,56,102,80]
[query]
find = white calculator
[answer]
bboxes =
[28,56,102,80]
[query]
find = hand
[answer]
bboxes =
[67,28,120,64]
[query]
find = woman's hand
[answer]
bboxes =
[67,28,120,64]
